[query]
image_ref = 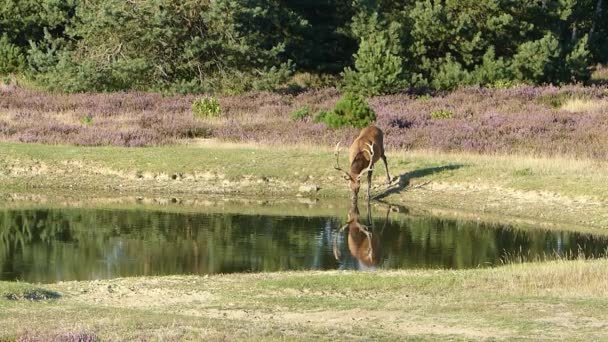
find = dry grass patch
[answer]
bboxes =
[561,98,608,113]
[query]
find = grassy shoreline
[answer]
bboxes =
[1,141,607,233]
[2,259,608,340]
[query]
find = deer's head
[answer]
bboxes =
[334,142,375,200]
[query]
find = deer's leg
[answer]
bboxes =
[366,198,372,225]
[366,171,373,200]
[356,225,374,261]
[381,154,391,184]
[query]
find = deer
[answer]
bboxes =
[332,201,390,269]
[334,125,391,202]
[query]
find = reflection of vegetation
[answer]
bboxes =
[1,208,607,283]
[0,209,341,282]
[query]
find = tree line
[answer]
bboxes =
[1,0,606,94]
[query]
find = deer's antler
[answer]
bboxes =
[334,142,354,181]
[356,142,375,180]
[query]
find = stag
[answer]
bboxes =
[334,125,391,201]
[332,201,390,269]
[333,203,375,267]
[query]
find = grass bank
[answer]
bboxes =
[1,259,608,340]
[1,141,608,233]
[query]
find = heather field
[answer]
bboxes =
[2,85,608,158]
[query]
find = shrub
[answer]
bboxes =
[0,34,25,74]
[430,109,453,119]
[341,14,405,96]
[291,106,310,121]
[511,33,561,84]
[472,47,513,87]
[192,97,221,118]
[566,35,592,83]
[431,56,472,91]
[314,93,375,128]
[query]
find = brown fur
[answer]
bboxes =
[345,125,391,201]
[345,203,380,267]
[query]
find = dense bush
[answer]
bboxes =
[314,93,376,128]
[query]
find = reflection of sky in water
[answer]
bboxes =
[0,207,607,283]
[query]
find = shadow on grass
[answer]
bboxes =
[13,330,97,342]
[4,288,61,301]
[372,164,466,200]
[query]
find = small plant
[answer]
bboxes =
[192,97,221,118]
[291,106,310,121]
[417,94,432,101]
[513,168,533,176]
[539,93,568,108]
[430,109,453,119]
[490,80,518,89]
[313,110,330,122]
[79,115,93,125]
[314,93,376,128]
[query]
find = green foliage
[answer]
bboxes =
[251,61,295,92]
[431,55,472,91]
[489,80,519,89]
[407,0,527,86]
[471,47,512,86]
[342,12,405,96]
[314,93,376,128]
[566,35,592,82]
[511,33,561,84]
[79,115,93,126]
[0,34,25,74]
[1,0,607,92]
[291,106,310,121]
[430,109,454,120]
[192,97,221,118]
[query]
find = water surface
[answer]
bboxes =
[1,205,607,283]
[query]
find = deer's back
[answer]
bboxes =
[348,125,384,163]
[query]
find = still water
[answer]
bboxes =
[1,204,607,283]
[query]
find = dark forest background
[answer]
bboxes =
[1,0,607,94]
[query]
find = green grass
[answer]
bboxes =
[1,259,608,340]
[1,141,608,232]
[2,141,608,197]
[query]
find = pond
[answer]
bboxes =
[1,202,607,283]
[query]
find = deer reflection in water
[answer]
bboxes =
[333,200,390,270]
